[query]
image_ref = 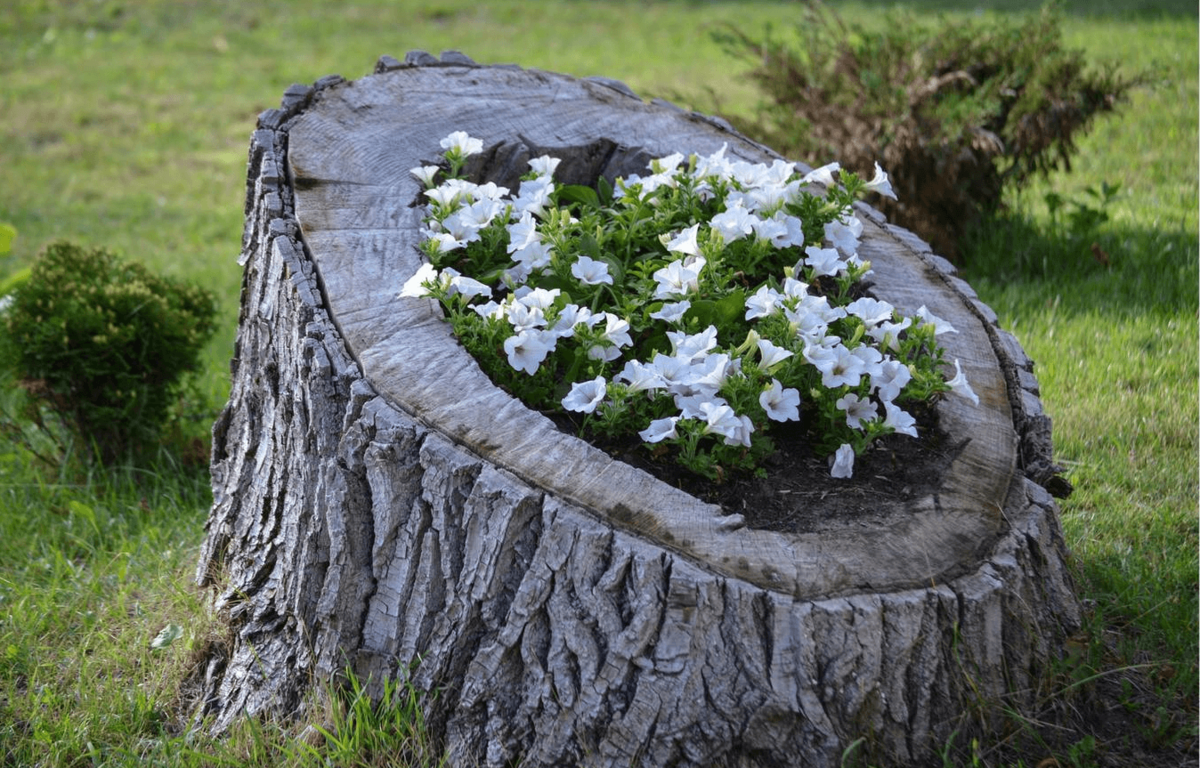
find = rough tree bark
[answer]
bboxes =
[194,51,1080,767]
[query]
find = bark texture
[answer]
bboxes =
[195,51,1081,767]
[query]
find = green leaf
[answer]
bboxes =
[690,290,748,333]
[597,176,614,206]
[67,499,97,531]
[714,289,748,326]
[577,233,602,261]
[0,266,30,296]
[686,300,722,329]
[596,252,625,287]
[557,184,601,209]
[150,623,184,650]
[0,223,15,255]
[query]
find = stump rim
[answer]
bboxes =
[284,61,1018,599]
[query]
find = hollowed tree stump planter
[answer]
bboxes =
[196,52,1080,768]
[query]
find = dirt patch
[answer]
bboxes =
[555,403,964,533]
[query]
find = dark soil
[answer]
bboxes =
[554,403,965,533]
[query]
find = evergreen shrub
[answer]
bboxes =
[1,241,218,462]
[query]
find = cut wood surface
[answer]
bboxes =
[195,52,1080,768]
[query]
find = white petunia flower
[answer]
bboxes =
[797,294,847,324]
[410,165,440,187]
[745,285,782,320]
[846,297,895,327]
[549,303,591,337]
[767,211,806,249]
[399,262,439,298]
[571,255,613,286]
[617,359,665,393]
[440,130,483,157]
[750,215,788,245]
[425,185,463,209]
[458,197,504,230]
[528,155,562,178]
[864,162,897,200]
[760,379,801,422]
[802,162,841,187]
[425,232,468,254]
[883,401,918,437]
[699,401,753,447]
[517,287,561,310]
[639,416,680,444]
[653,258,705,299]
[668,325,719,362]
[730,414,756,448]
[586,312,632,361]
[650,300,691,324]
[787,306,831,344]
[503,329,554,375]
[440,211,482,244]
[866,317,912,351]
[692,143,731,179]
[830,443,855,478]
[688,353,735,396]
[562,376,608,413]
[756,339,794,371]
[947,359,980,406]
[810,343,866,389]
[651,353,695,394]
[835,392,879,429]
[512,175,554,216]
[710,201,757,244]
[472,300,505,320]
[471,181,510,201]
[447,274,492,300]
[504,301,547,333]
[825,214,863,254]
[851,345,885,379]
[511,241,553,275]
[651,152,687,175]
[665,224,702,257]
[803,245,849,278]
[916,305,958,335]
[781,277,809,300]
[506,211,541,254]
[871,358,913,403]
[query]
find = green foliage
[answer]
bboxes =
[295,667,446,768]
[719,2,1139,259]
[1,240,218,462]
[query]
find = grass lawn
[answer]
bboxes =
[0,1,1195,765]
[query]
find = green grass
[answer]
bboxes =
[0,1,1196,766]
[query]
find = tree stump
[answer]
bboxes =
[195,52,1081,767]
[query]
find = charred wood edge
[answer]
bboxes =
[196,50,1082,763]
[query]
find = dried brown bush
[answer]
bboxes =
[718,3,1137,259]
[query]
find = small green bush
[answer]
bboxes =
[1,240,218,462]
[719,3,1137,259]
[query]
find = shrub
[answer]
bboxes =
[717,3,1137,259]
[0,240,218,462]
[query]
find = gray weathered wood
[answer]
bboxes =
[194,52,1080,767]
